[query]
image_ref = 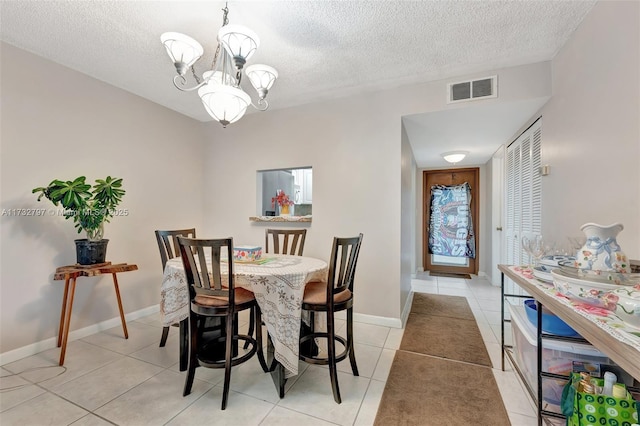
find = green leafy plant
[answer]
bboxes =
[33,176,125,241]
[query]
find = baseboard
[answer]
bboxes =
[0,304,160,366]
[353,312,402,328]
[333,311,402,329]
[401,292,413,327]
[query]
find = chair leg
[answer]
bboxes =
[179,318,188,371]
[327,312,342,404]
[221,313,234,410]
[183,315,198,396]
[243,308,254,349]
[159,326,170,347]
[347,307,359,376]
[254,306,268,373]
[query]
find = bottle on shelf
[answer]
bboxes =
[602,371,617,396]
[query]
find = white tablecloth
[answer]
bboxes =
[160,254,328,377]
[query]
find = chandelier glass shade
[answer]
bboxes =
[160,3,277,127]
[198,83,251,127]
[160,32,204,76]
[217,24,259,69]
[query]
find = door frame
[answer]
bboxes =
[422,168,480,275]
[491,145,505,286]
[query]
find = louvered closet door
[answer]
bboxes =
[505,118,542,296]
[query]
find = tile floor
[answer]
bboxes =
[0,274,538,425]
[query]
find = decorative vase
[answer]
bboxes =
[280,204,290,216]
[575,223,630,273]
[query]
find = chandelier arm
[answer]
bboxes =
[172,74,208,92]
[251,98,269,111]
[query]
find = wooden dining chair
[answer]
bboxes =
[178,236,269,409]
[265,228,307,256]
[155,228,196,348]
[299,233,363,404]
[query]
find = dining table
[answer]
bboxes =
[160,252,328,390]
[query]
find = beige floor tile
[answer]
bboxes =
[477,296,503,312]
[280,365,370,425]
[411,280,439,294]
[0,368,45,412]
[132,311,163,328]
[165,385,273,425]
[371,348,395,382]
[492,368,537,418]
[94,369,212,425]
[437,286,476,298]
[260,406,335,425]
[129,333,181,368]
[507,411,539,426]
[352,322,389,348]
[69,413,116,426]
[228,356,285,404]
[383,327,404,350]
[3,340,123,390]
[80,321,161,355]
[51,357,163,411]
[1,392,88,426]
[483,309,503,326]
[334,342,382,378]
[353,379,386,426]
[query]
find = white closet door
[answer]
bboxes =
[505,118,542,296]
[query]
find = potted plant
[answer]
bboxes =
[32,176,125,265]
[272,190,294,216]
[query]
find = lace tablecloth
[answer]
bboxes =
[160,254,328,377]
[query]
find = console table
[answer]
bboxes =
[54,262,138,365]
[499,264,640,425]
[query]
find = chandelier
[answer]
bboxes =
[161,3,278,127]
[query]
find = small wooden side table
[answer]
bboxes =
[54,262,138,365]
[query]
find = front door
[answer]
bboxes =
[423,168,479,275]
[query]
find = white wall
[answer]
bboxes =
[199,62,552,324]
[0,43,206,356]
[539,0,639,258]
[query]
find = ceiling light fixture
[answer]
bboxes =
[442,151,468,164]
[161,2,277,127]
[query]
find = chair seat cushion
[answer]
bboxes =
[303,281,352,305]
[194,287,255,307]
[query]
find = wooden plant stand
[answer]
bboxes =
[54,262,138,365]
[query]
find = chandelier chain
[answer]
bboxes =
[208,3,230,74]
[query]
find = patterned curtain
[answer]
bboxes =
[428,182,476,258]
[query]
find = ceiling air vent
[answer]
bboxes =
[447,76,497,103]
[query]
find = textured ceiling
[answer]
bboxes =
[0,0,596,165]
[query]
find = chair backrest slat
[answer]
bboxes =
[265,229,307,256]
[155,228,196,270]
[327,234,363,300]
[177,237,235,303]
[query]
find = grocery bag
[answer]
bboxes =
[561,372,639,426]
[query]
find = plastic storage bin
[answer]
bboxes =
[509,304,617,414]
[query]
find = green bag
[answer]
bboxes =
[561,373,639,426]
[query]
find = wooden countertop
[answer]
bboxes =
[249,216,312,222]
[499,264,640,382]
